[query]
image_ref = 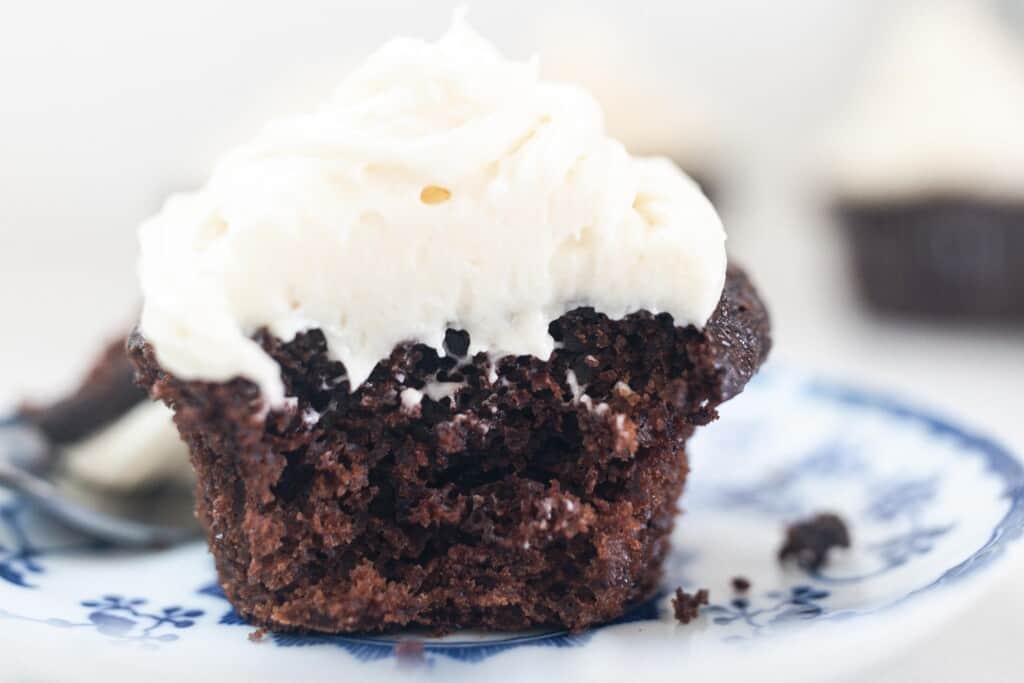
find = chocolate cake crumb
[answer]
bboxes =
[731,576,751,593]
[394,639,426,664]
[779,513,851,571]
[442,328,470,357]
[129,267,770,634]
[672,588,709,625]
[248,627,267,642]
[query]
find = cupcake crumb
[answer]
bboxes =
[779,512,851,570]
[672,587,710,625]
[394,639,426,665]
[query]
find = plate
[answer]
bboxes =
[2,367,1022,682]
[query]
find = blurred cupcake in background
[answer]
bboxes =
[823,0,1024,320]
[538,13,720,201]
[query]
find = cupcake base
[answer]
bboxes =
[838,198,1024,319]
[129,267,769,634]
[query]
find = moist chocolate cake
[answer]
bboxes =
[129,16,768,635]
[130,267,769,633]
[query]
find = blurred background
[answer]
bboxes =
[1,1,1022,680]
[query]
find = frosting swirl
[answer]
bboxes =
[139,15,726,404]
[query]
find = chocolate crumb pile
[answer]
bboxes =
[130,267,769,634]
[672,588,710,625]
[779,513,851,571]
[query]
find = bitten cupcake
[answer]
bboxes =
[129,15,770,634]
[823,0,1024,319]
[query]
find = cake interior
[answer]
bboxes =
[130,267,770,634]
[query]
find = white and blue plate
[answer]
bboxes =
[2,367,1022,682]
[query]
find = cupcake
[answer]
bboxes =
[129,15,770,634]
[539,14,720,200]
[823,0,1024,319]
[21,337,192,491]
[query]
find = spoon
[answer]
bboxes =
[0,416,199,547]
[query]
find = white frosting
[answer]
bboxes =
[824,0,1024,201]
[399,387,424,413]
[138,14,726,405]
[65,402,193,492]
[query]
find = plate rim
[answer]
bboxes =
[2,368,1024,665]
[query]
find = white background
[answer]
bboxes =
[1,1,1022,680]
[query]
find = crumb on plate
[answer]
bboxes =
[779,512,851,571]
[672,587,710,625]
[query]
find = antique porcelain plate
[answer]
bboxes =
[2,367,1022,682]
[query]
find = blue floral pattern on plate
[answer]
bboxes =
[1,368,1022,671]
[0,595,204,646]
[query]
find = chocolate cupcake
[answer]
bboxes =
[823,1,1024,319]
[129,15,769,634]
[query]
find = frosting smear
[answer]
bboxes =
[138,14,726,405]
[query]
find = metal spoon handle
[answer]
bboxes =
[0,459,192,547]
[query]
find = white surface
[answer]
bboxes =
[1,1,1022,681]
[138,14,726,403]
